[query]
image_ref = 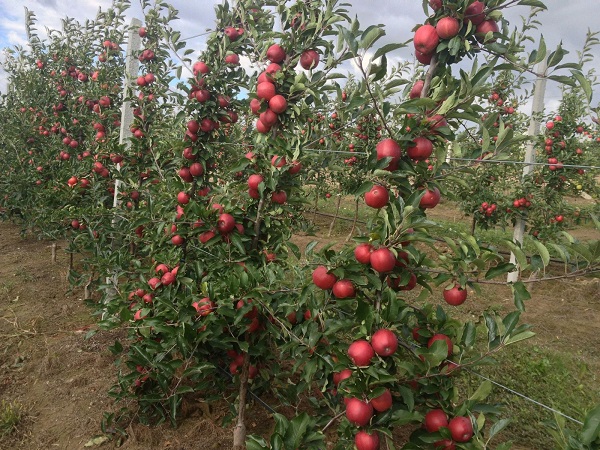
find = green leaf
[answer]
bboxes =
[502,311,521,337]
[461,321,476,348]
[517,0,547,8]
[247,436,269,450]
[373,42,406,61]
[284,413,311,448]
[533,240,550,267]
[359,25,385,50]
[504,330,535,345]
[571,70,592,102]
[581,404,600,445]
[489,418,511,440]
[511,281,531,311]
[469,380,493,402]
[485,262,516,279]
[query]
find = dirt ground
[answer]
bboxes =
[1,215,599,450]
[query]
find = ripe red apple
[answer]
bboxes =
[300,49,320,70]
[448,416,474,442]
[371,329,398,356]
[138,27,147,38]
[193,61,210,75]
[256,119,271,134]
[475,20,499,42]
[354,243,373,264]
[189,162,204,177]
[443,284,467,306]
[434,439,456,450]
[155,264,169,275]
[370,247,396,273]
[429,0,442,10]
[225,53,239,64]
[260,108,279,127]
[288,160,302,175]
[355,430,380,450]
[148,277,161,290]
[436,17,460,39]
[248,174,264,190]
[312,265,337,290]
[376,138,402,171]
[271,190,287,204]
[177,191,190,205]
[199,230,216,244]
[424,409,449,433]
[345,398,373,427]
[415,50,433,65]
[266,44,286,63]
[348,340,375,366]
[332,279,355,298]
[257,82,276,101]
[217,213,236,234]
[193,297,215,316]
[464,1,485,25]
[171,235,184,246]
[414,24,439,55]
[269,95,287,114]
[419,187,441,209]
[271,155,287,167]
[333,368,352,385]
[161,271,176,286]
[370,388,392,412]
[224,27,240,41]
[364,185,389,209]
[410,80,424,99]
[428,333,453,357]
[407,137,434,161]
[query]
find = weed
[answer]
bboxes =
[0,400,23,437]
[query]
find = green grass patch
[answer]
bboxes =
[0,400,24,437]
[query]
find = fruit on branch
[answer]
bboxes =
[376,138,402,171]
[257,82,276,101]
[354,243,373,264]
[448,416,474,442]
[348,340,375,366]
[419,187,441,209]
[475,20,499,42]
[345,398,374,427]
[332,279,356,298]
[266,44,286,63]
[429,0,442,11]
[370,388,392,412]
[428,333,453,357]
[436,17,460,39]
[424,409,449,432]
[300,49,320,70]
[354,430,380,450]
[333,368,353,385]
[443,284,467,306]
[248,174,264,190]
[409,80,424,99]
[312,265,337,290]
[407,137,434,161]
[370,247,397,273]
[371,329,398,356]
[217,213,236,234]
[269,95,287,114]
[414,24,439,55]
[464,1,485,25]
[364,184,389,209]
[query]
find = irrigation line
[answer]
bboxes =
[465,369,584,425]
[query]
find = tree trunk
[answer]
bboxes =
[328,195,342,237]
[232,352,250,450]
[345,198,360,242]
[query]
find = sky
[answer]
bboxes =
[1,0,599,115]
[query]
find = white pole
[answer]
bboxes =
[507,60,547,283]
[106,18,142,293]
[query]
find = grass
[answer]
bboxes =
[462,343,600,448]
[0,400,24,437]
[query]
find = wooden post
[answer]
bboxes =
[507,60,547,283]
[106,18,142,294]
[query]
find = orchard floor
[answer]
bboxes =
[1,218,599,450]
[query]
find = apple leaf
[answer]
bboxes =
[485,262,516,279]
[284,413,311,449]
[359,25,385,50]
[517,0,547,9]
[373,42,406,61]
[469,380,493,402]
[488,418,511,440]
[581,404,600,445]
[511,281,531,311]
[504,330,535,346]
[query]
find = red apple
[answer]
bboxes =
[355,430,380,450]
[436,17,460,39]
[410,80,424,99]
[177,191,190,205]
[407,137,434,161]
[248,174,264,190]
[300,49,320,70]
[376,138,402,171]
[416,50,433,65]
[448,416,474,442]
[257,82,276,101]
[434,439,456,450]
[420,187,441,209]
[371,329,398,356]
[443,284,468,306]
[269,95,287,114]
[189,162,204,177]
[348,340,375,366]
[428,333,453,357]
[332,279,355,298]
[464,1,485,25]
[424,409,449,433]
[312,265,337,290]
[271,190,287,204]
[354,243,373,264]
[333,369,353,385]
[266,44,286,63]
[225,53,239,65]
[217,213,235,234]
[475,20,499,42]
[345,398,373,427]
[414,24,439,55]
[370,247,396,273]
[370,388,392,412]
[364,185,389,209]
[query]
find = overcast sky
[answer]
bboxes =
[1,0,599,114]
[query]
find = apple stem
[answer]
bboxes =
[232,351,250,450]
[421,53,438,99]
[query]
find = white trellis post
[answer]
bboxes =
[106,18,142,292]
[507,60,547,283]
